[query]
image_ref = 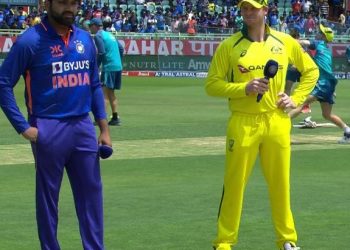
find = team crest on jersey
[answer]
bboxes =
[238,65,249,73]
[74,40,85,54]
[271,46,282,54]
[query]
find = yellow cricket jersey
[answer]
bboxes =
[206,25,319,114]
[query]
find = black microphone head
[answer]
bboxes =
[264,60,278,78]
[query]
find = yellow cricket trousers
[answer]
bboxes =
[213,110,297,249]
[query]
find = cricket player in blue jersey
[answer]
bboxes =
[289,24,350,143]
[0,0,111,249]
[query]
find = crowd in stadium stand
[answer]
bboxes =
[0,0,349,35]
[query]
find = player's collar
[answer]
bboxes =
[40,16,75,38]
[241,24,270,42]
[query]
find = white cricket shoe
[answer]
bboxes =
[282,242,300,250]
[338,133,350,144]
[303,116,317,128]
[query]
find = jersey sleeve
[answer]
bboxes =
[94,33,105,67]
[0,37,33,133]
[288,38,319,106]
[205,40,247,99]
[118,41,124,59]
[89,35,107,121]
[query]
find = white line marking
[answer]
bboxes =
[0,135,349,165]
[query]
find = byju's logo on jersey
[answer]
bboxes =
[51,60,90,75]
[74,40,85,54]
[51,60,91,89]
[52,62,63,74]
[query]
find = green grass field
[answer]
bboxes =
[0,77,349,250]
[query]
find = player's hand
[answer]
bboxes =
[22,127,38,143]
[245,78,269,96]
[98,131,112,147]
[276,92,296,110]
[95,119,112,147]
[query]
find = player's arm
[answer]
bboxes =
[205,41,248,99]
[117,41,124,59]
[298,39,311,47]
[89,42,111,147]
[0,37,34,139]
[289,39,319,106]
[93,34,106,67]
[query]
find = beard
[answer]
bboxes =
[49,5,75,27]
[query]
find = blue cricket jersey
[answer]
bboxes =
[0,16,106,134]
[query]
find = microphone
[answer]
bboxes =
[256,59,279,102]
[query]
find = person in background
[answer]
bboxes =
[0,0,111,249]
[346,45,350,64]
[289,24,350,143]
[89,18,124,126]
[205,0,319,249]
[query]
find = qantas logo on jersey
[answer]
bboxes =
[238,64,284,73]
[52,60,91,89]
[238,65,250,73]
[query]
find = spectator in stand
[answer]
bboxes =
[178,15,188,33]
[164,11,172,32]
[346,11,350,26]
[291,0,301,14]
[219,13,228,33]
[92,5,102,18]
[301,0,312,14]
[174,1,185,16]
[295,13,306,34]
[338,10,346,33]
[285,11,294,26]
[187,15,197,34]
[142,17,157,33]
[234,10,243,30]
[267,8,279,30]
[185,0,194,13]
[155,7,165,31]
[319,0,329,19]
[5,8,16,28]
[16,6,28,29]
[208,0,215,14]
[279,16,288,32]
[75,9,83,27]
[114,14,123,32]
[129,11,139,32]
[304,13,316,35]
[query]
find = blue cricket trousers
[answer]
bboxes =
[30,115,104,250]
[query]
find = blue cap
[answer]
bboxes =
[89,18,103,26]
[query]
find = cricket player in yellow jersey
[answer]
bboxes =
[205,0,319,250]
